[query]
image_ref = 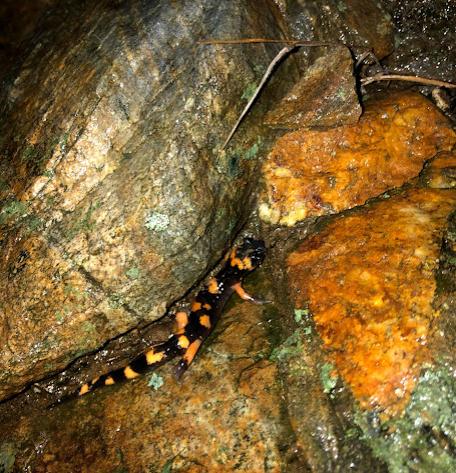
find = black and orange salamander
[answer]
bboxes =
[77,237,266,397]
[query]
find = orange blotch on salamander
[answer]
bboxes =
[146,349,165,365]
[178,335,190,349]
[124,366,140,379]
[202,303,211,310]
[242,256,253,270]
[230,257,244,270]
[175,311,189,333]
[207,278,219,294]
[79,383,90,396]
[199,314,211,329]
[191,301,202,311]
[104,376,115,385]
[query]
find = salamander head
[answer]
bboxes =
[229,237,266,272]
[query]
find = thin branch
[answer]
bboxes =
[198,38,335,47]
[361,74,456,88]
[213,41,339,149]
[221,45,295,149]
[201,38,456,148]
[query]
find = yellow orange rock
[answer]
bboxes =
[287,188,456,416]
[260,92,456,226]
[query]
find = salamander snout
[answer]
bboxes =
[236,237,266,270]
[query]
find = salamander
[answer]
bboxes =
[77,237,266,397]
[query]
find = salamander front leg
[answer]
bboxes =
[231,282,270,305]
[175,339,203,379]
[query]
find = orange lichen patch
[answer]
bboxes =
[260,91,456,226]
[287,188,456,416]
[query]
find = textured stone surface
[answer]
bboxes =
[0,0,56,81]
[287,188,456,416]
[264,46,361,130]
[0,0,287,399]
[380,0,456,83]
[260,92,456,226]
[0,292,287,473]
[420,150,456,189]
[281,0,394,59]
[0,274,388,472]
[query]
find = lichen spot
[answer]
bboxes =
[79,383,90,396]
[104,376,115,385]
[124,365,140,379]
[199,314,211,329]
[191,301,202,311]
[208,278,219,294]
[178,335,190,349]
[146,349,165,365]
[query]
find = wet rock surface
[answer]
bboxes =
[287,188,456,416]
[420,150,456,189]
[260,91,456,226]
[0,1,455,472]
[0,0,288,400]
[380,0,456,83]
[0,0,57,81]
[264,46,361,130]
[280,0,394,59]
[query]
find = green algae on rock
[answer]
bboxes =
[355,365,456,473]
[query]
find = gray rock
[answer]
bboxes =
[0,0,285,399]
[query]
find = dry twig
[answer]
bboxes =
[198,38,334,46]
[361,74,456,88]
[201,38,456,149]
[201,39,339,149]
[221,45,294,149]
